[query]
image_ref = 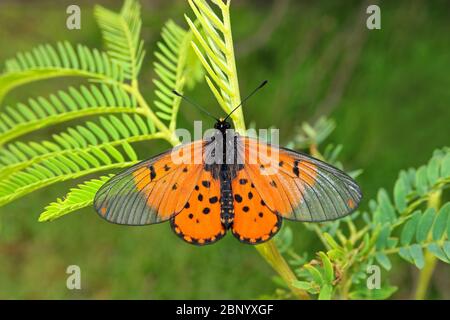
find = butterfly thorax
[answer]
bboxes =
[205,123,243,178]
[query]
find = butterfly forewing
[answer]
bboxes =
[94,141,206,225]
[238,136,362,222]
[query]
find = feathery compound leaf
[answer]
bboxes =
[186,0,245,131]
[0,1,205,220]
[0,150,138,207]
[0,111,167,205]
[39,175,113,222]
[294,117,336,149]
[0,84,138,146]
[153,20,203,129]
[369,148,450,269]
[0,114,161,180]
[0,42,124,103]
[95,0,145,80]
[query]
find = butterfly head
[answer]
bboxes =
[214,118,232,134]
[173,80,268,135]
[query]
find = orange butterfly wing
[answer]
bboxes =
[170,170,226,245]
[231,169,282,244]
[94,132,362,246]
[238,136,362,222]
[94,140,205,225]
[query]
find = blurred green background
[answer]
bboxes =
[0,0,449,299]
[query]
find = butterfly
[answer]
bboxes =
[94,82,362,245]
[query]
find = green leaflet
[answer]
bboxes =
[0,84,137,146]
[393,178,407,212]
[318,284,333,300]
[0,145,138,206]
[400,211,421,245]
[375,189,396,224]
[0,42,124,103]
[375,252,392,271]
[39,175,114,222]
[186,0,246,132]
[409,244,425,269]
[0,113,165,204]
[152,20,203,128]
[416,208,436,243]
[349,285,398,300]
[432,203,450,241]
[415,166,429,196]
[427,243,450,263]
[95,0,145,80]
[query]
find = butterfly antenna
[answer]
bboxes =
[172,90,219,121]
[223,80,268,121]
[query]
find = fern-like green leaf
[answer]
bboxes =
[186,0,245,131]
[0,84,138,146]
[38,175,113,222]
[0,112,171,205]
[153,20,203,129]
[0,1,208,222]
[0,113,162,179]
[0,42,124,103]
[0,147,137,207]
[95,0,145,81]
[372,148,450,267]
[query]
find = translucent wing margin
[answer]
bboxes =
[238,136,362,222]
[94,141,206,225]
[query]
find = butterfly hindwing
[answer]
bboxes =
[239,136,362,222]
[94,141,205,225]
[171,170,226,245]
[231,169,282,244]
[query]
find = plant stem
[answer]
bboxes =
[256,241,310,299]
[414,250,438,300]
[414,190,441,300]
[221,1,246,134]
[129,87,180,146]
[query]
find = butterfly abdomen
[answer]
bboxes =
[219,165,234,228]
